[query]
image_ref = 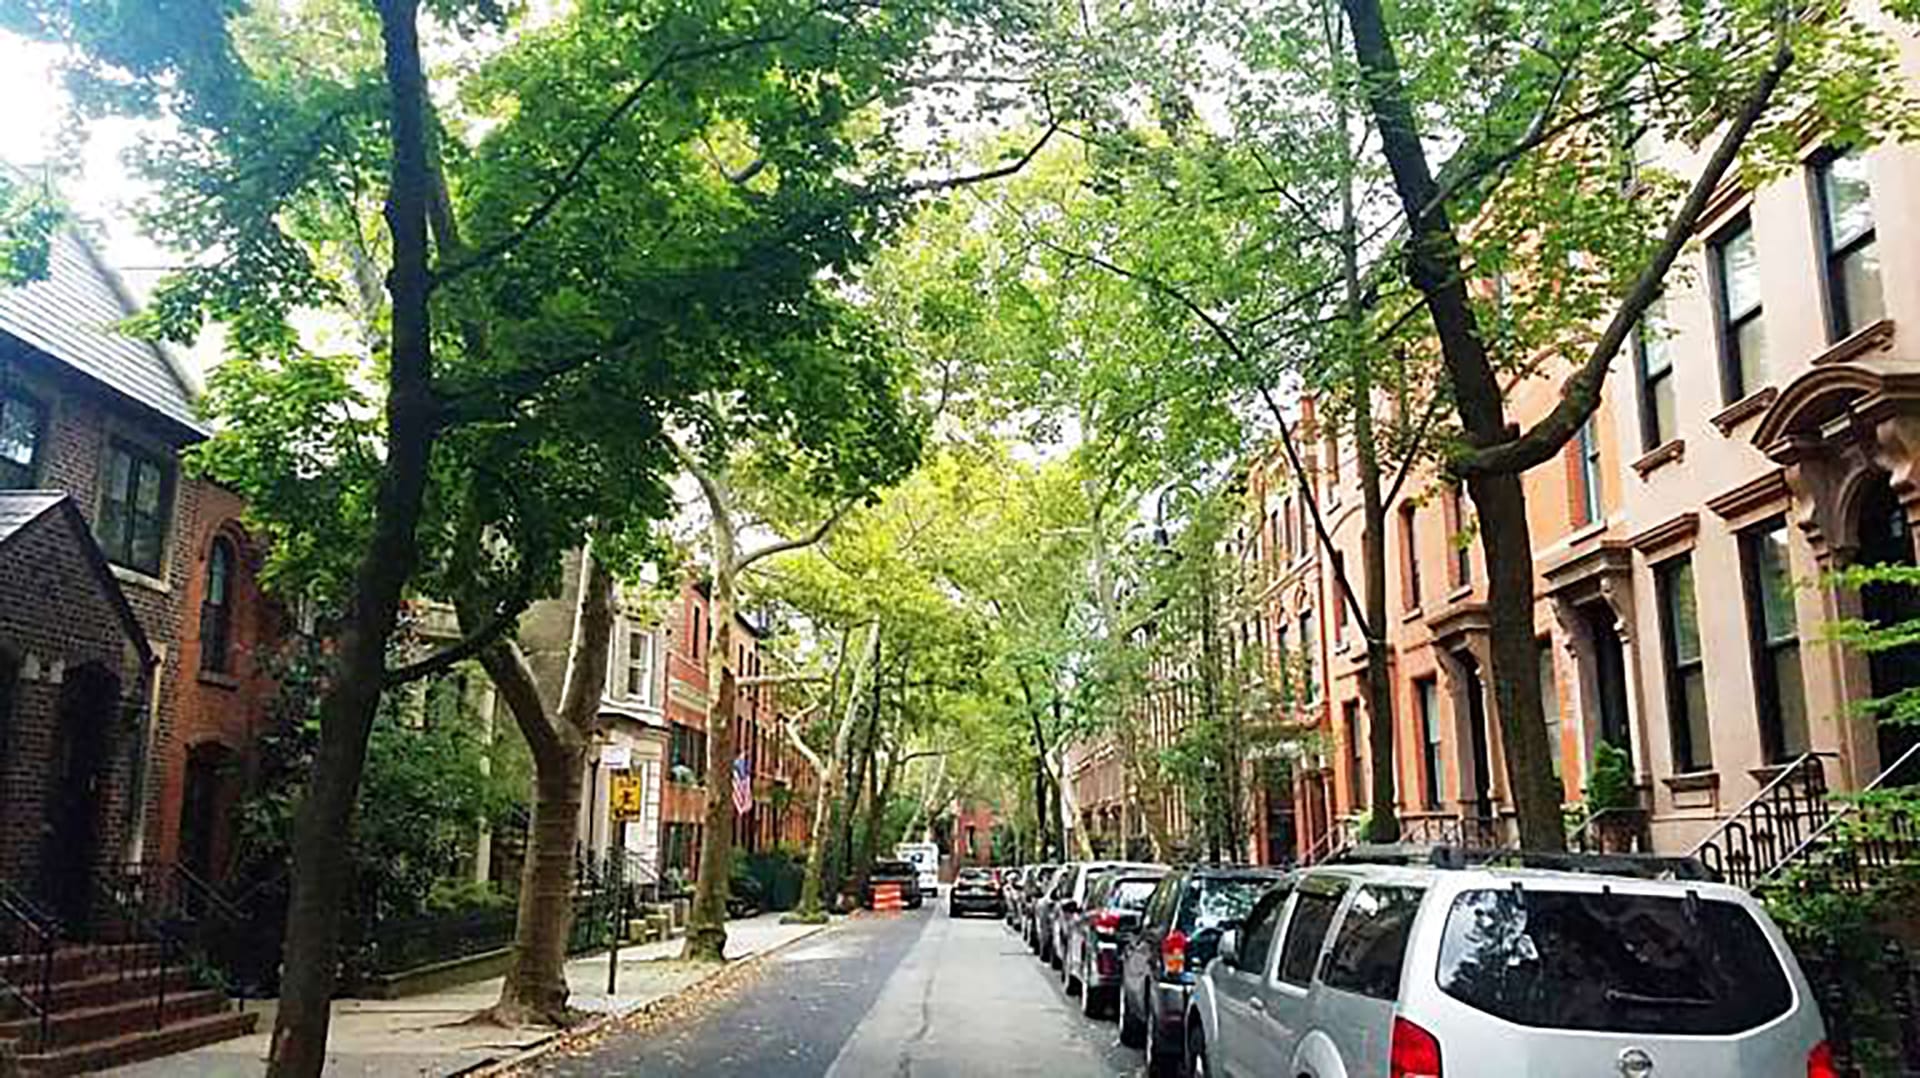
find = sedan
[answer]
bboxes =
[948,867,1004,917]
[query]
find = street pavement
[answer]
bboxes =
[105,911,830,1077]
[535,900,1141,1077]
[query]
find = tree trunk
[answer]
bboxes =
[267,3,436,1072]
[1342,0,1565,851]
[1470,471,1566,849]
[847,681,886,903]
[469,545,616,1026]
[793,623,878,919]
[1353,405,1403,843]
[683,562,740,961]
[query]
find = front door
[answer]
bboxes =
[44,666,118,927]
[1857,478,1920,783]
[1582,602,1634,763]
[1458,653,1494,825]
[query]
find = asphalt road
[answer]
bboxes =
[535,899,1143,1077]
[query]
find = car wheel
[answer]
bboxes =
[1185,1020,1209,1078]
[1145,1002,1180,1078]
[1078,960,1103,1018]
[1117,982,1146,1048]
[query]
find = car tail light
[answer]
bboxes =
[1390,1017,1442,1078]
[1093,910,1123,934]
[1808,1042,1837,1078]
[1162,930,1188,977]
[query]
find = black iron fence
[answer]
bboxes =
[1792,935,1920,1077]
[1692,753,1835,889]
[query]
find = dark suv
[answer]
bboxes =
[1118,866,1289,1075]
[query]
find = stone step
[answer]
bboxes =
[13,1008,257,1076]
[0,987,229,1050]
[0,944,166,986]
[0,965,195,1019]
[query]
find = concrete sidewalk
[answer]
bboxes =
[106,912,835,1078]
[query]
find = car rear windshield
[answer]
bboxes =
[1108,878,1160,912]
[1178,876,1277,934]
[1436,887,1793,1035]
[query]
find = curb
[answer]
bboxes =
[457,918,838,1077]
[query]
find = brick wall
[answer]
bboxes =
[0,504,149,899]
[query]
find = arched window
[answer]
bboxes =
[200,538,235,674]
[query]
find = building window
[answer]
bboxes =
[1815,148,1882,341]
[0,391,44,490]
[1344,699,1366,809]
[1275,623,1291,705]
[625,628,655,705]
[670,722,708,783]
[1741,519,1808,762]
[1400,503,1422,611]
[1634,295,1675,451]
[1445,482,1471,588]
[1331,552,1349,640]
[1573,418,1602,527]
[200,538,235,674]
[1711,216,1767,402]
[1298,609,1316,703]
[1538,639,1561,782]
[1417,677,1443,809]
[1656,555,1712,772]
[98,441,172,576]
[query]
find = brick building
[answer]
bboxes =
[0,226,279,906]
[658,578,813,885]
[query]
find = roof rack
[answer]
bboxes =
[1329,843,1718,882]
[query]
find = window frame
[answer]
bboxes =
[1656,555,1712,772]
[97,439,175,577]
[1740,518,1807,763]
[1399,502,1422,611]
[1633,298,1675,451]
[1813,148,1880,342]
[1417,677,1444,809]
[1343,699,1366,809]
[1709,215,1765,404]
[1574,418,1602,527]
[1275,879,1347,989]
[199,536,236,674]
[0,389,46,490]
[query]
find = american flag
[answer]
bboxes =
[731,755,753,815]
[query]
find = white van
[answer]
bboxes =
[895,842,941,897]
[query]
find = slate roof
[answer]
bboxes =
[0,489,155,664]
[0,489,65,544]
[0,226,205,437]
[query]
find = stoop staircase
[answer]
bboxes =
[0,872,255,1075]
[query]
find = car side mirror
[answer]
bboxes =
[1218,928,1240,967]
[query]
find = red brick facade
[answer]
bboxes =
[658,579,814,880]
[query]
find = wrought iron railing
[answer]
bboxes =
[1758,741,1920,893]
[1690,752,1835,889]
[1792,935,1920,1076]
[1400,812,1508,849]
[0,878,57,1050]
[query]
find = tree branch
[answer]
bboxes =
[384,600,526,686]
[735,500,856,572]
[1456,38,1795,478]
[430,16,833,288]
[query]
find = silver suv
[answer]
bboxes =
[1188,850,1831,1078]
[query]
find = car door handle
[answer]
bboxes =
[1249,997,1267,1014]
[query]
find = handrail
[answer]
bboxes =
[1688,751,1832,856]
[1567,806,1651,854]
[1758,740,1920,886]
[0,879,59,1050]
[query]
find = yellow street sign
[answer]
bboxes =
[610,773,644,820]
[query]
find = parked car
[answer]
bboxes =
[949,867,1004,918]
[1043,861,1161,969]
[1022,865,1063,952]
[862,860,925,910]
[1002,866,1030,926]
[1061,867,1168,1017]
[1118,865,1289,1076]
[1187,851,1831,1078]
